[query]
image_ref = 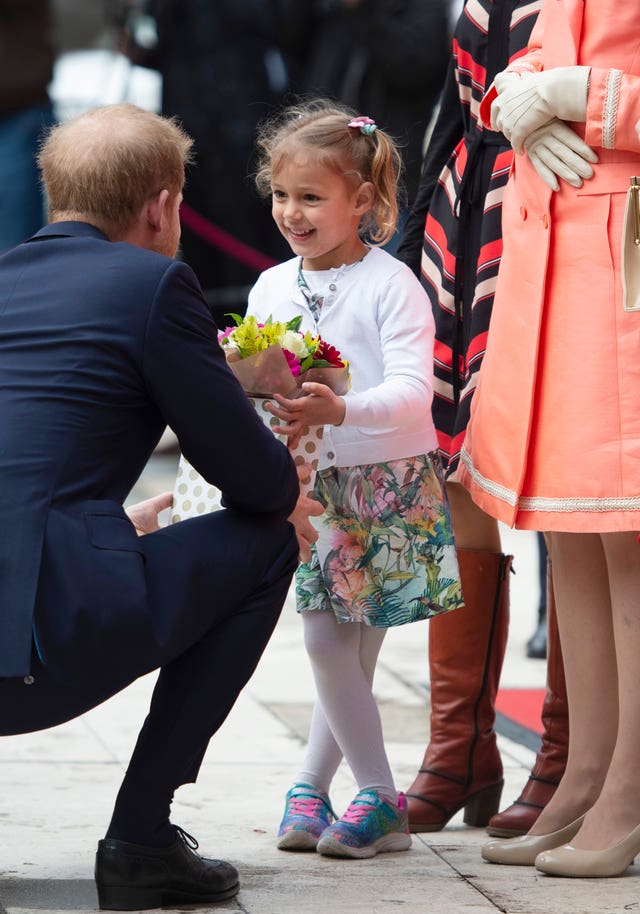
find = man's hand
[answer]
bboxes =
[265,382,346,449]
[288,493,324,563]
[524,119,598,191]
[126,491,173,535]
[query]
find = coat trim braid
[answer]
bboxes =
[461,448,640,515]
[603,68,624,148]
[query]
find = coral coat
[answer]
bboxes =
[458,0,640,532]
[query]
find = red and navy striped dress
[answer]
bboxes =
[398,0,540,476]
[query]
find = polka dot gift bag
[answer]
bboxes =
[170,315,349,523]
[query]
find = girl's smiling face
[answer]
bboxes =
[271,150,373,271]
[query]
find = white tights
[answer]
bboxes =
[295,610,397,803]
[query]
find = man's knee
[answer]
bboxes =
[144,509,298,598]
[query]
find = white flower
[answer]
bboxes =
[280,329,309,358]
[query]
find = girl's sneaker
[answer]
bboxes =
[277,783,336,851]
[316,789,412,859]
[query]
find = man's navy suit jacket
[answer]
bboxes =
[0,221,298,683]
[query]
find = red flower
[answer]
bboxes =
[314,339,345,367]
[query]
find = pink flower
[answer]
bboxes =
[282,348,301,377]
[325,530,367,604]
[358,467,401,517]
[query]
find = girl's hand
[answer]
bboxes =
[265,382,346,447]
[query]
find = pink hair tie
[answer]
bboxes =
[348,116,377,136]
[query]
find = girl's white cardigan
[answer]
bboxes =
[246,247,438,470]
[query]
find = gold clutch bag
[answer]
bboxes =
[622,176,640,311]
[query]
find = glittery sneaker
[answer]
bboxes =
[277,783,336,851]
[316,789,412,859]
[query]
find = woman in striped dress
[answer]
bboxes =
[397,0,570,838]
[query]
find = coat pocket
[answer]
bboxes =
[84,509,145,554]
[35,500,152,686]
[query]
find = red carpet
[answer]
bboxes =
[496,689,545,736]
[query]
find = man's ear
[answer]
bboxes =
[146,189,170,234]
[354,181,375,215]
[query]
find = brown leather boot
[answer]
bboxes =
[405,549,511,832]
[486,559,568,837]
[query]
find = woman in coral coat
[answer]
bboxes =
[458,0,640,878]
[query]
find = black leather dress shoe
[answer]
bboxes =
[94,827,239,910]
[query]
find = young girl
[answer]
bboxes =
[247,100,463,859]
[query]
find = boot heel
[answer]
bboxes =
[96,884,163,911]
[463,781,504,827]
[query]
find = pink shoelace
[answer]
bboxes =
[288,795,326,817]
[341,797,378,824]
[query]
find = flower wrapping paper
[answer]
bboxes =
[170,342,348,524]
[170,396,327,524]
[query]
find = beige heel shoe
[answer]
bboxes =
[535,823,640,877]
[481,815,585,866]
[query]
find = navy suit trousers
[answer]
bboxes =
[0,509,298,797]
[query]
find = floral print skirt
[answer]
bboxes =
[295,453,463,627]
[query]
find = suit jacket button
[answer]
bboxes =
[24,675,35,685]
[329,283,337,292]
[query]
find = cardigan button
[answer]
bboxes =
[520,205,527,221]
[541,213,549,229]
[329,283,337,292]
[327,451,335,460]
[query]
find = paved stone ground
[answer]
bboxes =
[2,451,638,914]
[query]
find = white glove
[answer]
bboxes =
[491,66,591,151]
[523,119,598,191]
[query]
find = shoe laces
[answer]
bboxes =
[289,796,324,816]
[342,794,379,824]
[174,825,199,851]
[287,787,335,819]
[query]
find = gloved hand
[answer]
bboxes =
[490,66,591,151]
[523,119,598,191]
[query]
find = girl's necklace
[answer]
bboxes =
[296,259,324,323]
[297,251,369,324]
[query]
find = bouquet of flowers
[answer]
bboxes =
[171,314,349,523]
[218,313,349,396]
